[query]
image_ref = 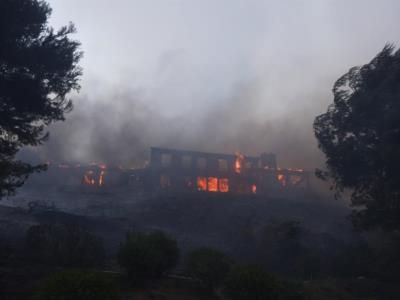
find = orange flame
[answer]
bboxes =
[234,152,244,174]
[197,177,207,191]
[208,177,218,192]
[82,169,105,187]
[251,184,257,194]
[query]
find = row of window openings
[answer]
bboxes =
[160,175,229,193]
[160,154,255,170]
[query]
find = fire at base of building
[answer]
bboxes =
[39,147,310,196]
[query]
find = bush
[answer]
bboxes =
[223,265,280,300]
[25,223,104,267]
[118,230,179,284]
[34,270,120,300]
[185,247,231,291]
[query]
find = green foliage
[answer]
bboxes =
[223,265,280,300]
[314,44,400,231]
[25,223,104,267]
[185,247,232,291]
[34,270,120,300]
[330,242,372,279]
[118,230,179,284]
[0,0,82,198]
[255,221,316,279]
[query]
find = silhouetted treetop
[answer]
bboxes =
[0,0,82,197]
[314,44,400,231]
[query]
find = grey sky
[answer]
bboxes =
[38,0,400,167]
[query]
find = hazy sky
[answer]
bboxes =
[36,0,400,168]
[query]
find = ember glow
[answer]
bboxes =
[289,175,302,185]
[219,178,229,192]
[277,174,286,186]
[83,170,96,185]
[99,170,105,186]
[251,184,257,194]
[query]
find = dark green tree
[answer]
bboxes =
[118,231,179,285]
[314,44,400,231]
[185,247,232,291]
[0,0,82,198]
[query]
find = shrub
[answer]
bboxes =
[118,230,179,284]
[25,223,104,267]
[223,265,280,300]
[185,247,231,291]
[34,270,120,300]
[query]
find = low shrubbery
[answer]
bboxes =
[118,230,179,284]
[223,265,281,300]
[24,223,105,267]
[185,247,232,291]
[34,270,120,300]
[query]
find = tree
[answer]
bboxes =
[314,44,400,231]
[185,247,232,291]
[0,0,82,198]
[256,221,312,278]
[118,230,179,285]
[34,270,120,300]
[223,265,280,300]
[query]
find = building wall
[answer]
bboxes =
[149,147,280,194]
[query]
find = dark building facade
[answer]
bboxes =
[148,147,309,194]
[36,147,309,196]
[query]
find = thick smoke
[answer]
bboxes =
[27,0,400,172]
[23,74,330,171]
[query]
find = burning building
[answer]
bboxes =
[31,147,309,197]
[147,147,309,195]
